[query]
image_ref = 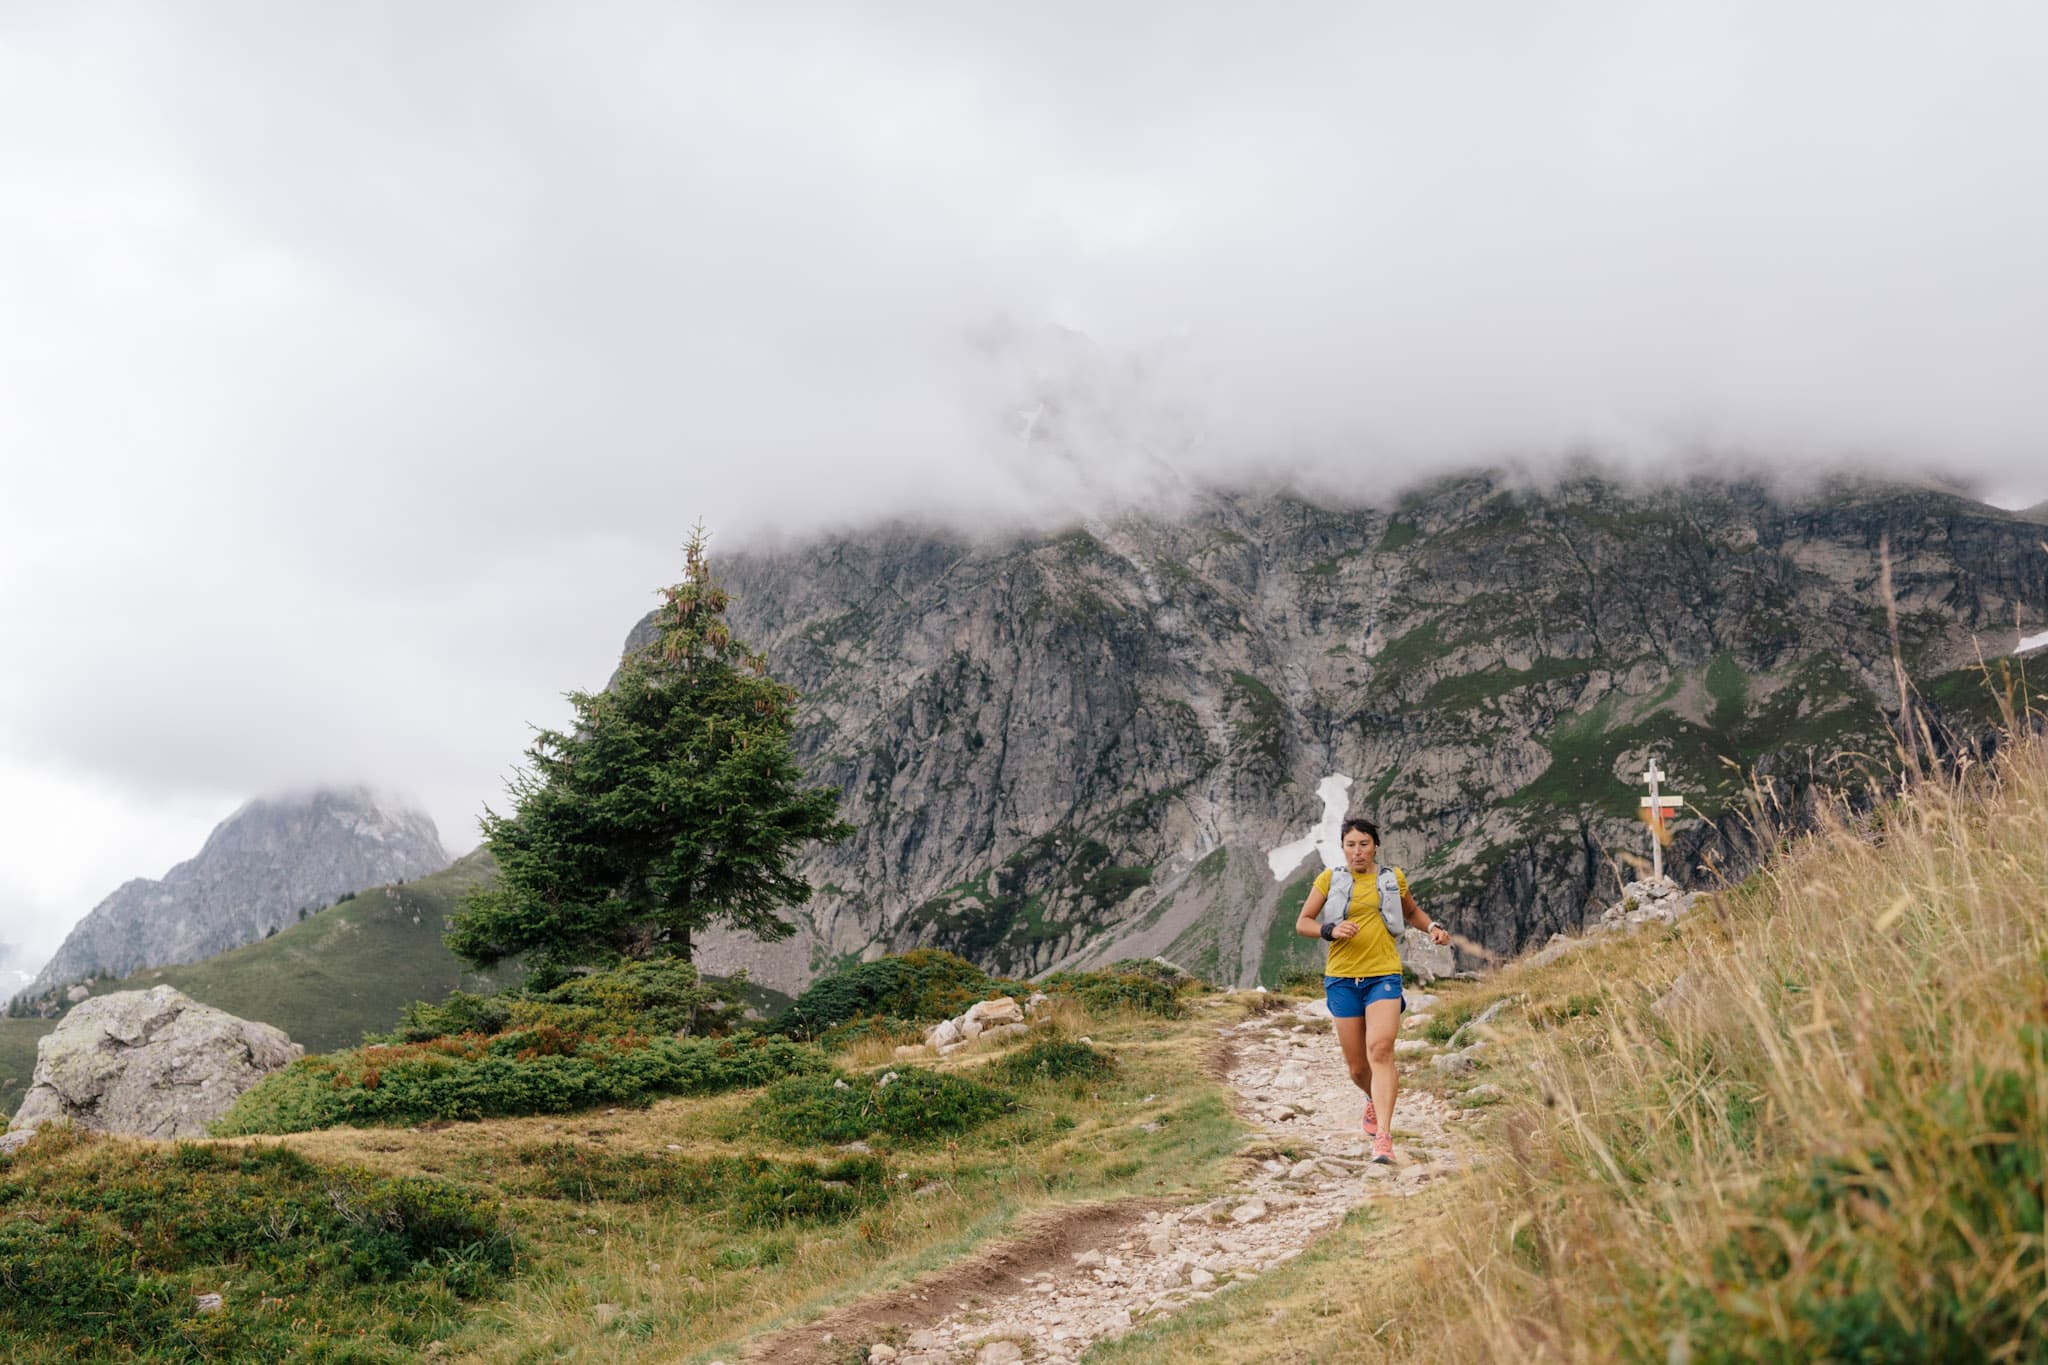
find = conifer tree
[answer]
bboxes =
[448,528,853,987]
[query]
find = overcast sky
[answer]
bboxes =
[4,2,2047,972]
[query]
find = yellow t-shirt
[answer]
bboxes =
[1315,866,1409,979]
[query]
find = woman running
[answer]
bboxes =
[1295,816,1451,1163]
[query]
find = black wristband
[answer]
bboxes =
[1320,922,1336,941]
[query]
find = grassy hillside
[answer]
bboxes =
[1,851,508,1118]
[5,979,1251,1362]
[101,848,508,1053]
[0,1018,47,1122]
[1098,726,2048,1362]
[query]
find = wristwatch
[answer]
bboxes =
[1320,923,1336,941]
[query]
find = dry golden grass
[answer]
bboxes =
[1106,727,2048,1363]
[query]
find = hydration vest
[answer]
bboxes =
[1318,864,1405,940]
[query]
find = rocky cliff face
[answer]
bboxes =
[25,789,448,1000]
[625,473,2046,994]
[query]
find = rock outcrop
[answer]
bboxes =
[1528,875,1701,966]
[620,473,2043,995]
[896,993,1050,1061]
[26,788,448,1003]
[6,986,301,1140]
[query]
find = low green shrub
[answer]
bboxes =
[754,1067,1013,1145]
[813,1012,926,1052]
[489,1145,890,1228]
[988,1039,1117,1086]
[1039,959,1193,1018]
[375,959,746,1045]
[776,950,1016,1039]
[1275,967,1325,994]
[0,1132,512,1360]
[1424,999,1476,1043]
[216,1033,828,1134]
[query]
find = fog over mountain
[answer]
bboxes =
[5,3,2047,960]
[0,944,36,1007]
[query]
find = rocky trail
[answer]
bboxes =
[746,994,1474,1365]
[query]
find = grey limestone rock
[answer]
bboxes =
[1399,928,1457,983]
[8,986,302,1140]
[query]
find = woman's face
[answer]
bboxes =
[1342,829,1377,869]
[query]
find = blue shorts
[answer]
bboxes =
[1325,974,1406,1019]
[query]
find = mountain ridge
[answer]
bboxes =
[24,787,450,1001]
[627,471,2044,996]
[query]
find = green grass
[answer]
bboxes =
[23,851,512,1060]
[1257,871,1323,988]
[0,1017,49,1119]
[1705,649,1749,728]
[1517,654,1890,817]
[216,1034,829,1135]
[1415,654,1596,714]
[0,1130,513,1363]
[1227,671,1287,768]
[7,974,1268,1362]
[1378,518,1420,552]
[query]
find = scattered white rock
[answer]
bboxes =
[967,996,1025,1027]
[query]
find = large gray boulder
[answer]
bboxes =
[6,986,301,1141]
[1399,928,1457,983]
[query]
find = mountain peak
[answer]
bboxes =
[24,788,449,1000]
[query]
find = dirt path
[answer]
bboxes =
[744,994,1472,1365]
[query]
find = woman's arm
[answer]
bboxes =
[1295,887,1327,940]
[1402,890,1452,946]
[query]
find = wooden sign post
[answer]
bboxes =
[1639,761,1685,881]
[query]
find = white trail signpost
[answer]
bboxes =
[1639,761,1685,881]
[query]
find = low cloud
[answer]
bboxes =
[4,1,2047,948]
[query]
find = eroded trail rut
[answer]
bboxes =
[749,996,1472,1365]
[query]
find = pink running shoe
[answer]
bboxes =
[1362,1100,1378,1137]
[1371,1133,1396,1164]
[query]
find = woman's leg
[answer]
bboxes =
[1332,1014,1374,1097]
[1363,998,1402,1135]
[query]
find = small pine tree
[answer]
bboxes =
[448,527,853,987]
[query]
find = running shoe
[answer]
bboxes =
[1362,1100,1378,1137]
[1371,1133,1395,1164]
